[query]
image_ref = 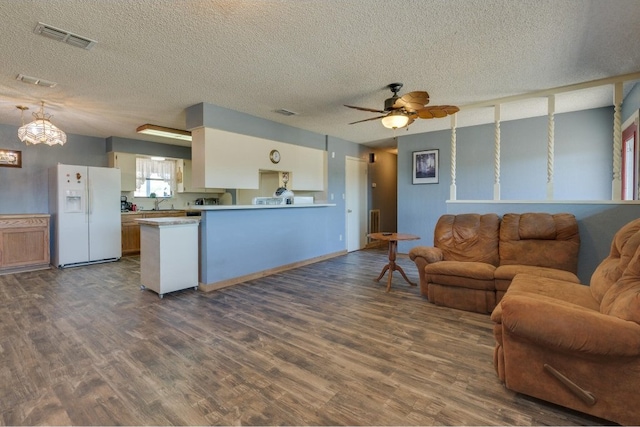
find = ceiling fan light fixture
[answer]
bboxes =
[381,111,410,129]
[17,102,67,146]
[136,124,192,141]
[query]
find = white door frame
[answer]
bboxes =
[622,111,640,200]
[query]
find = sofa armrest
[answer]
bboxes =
[408,246,443,295]
[408,246,443,264]
[501,294,640,357]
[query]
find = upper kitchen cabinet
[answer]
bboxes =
[108,152,136,191]
[191,128,325,191]
[176,159,224,193]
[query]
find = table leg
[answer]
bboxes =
[373,239,417,292]
[385,240,397,292]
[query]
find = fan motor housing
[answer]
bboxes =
[384,97,399,111]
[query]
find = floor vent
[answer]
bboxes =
[34,22,97,50]
[369,209,381,234]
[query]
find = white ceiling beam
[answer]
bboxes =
[459,71,640,111]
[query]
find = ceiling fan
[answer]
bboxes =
[345,83,459,129]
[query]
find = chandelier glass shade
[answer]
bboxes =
[18,102,67,146]
[381,111,410,129]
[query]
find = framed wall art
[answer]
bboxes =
[412,149,438,184]
[0,149,22,168]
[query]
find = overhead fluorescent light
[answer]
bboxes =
[136,124,192,141]
[16,74,57,87]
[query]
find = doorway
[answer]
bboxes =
[622,112,639,200]
[345,156,367,252]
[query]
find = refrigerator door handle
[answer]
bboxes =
[87,178,92,221]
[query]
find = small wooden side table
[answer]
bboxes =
[369,232,420,292]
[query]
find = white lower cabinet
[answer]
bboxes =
[137,217,200,298]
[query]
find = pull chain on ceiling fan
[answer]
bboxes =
[344,83,459,129]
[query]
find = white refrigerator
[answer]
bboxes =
[49,164,122,268]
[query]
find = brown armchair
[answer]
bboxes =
[409,213,500,313]
[491,217,640,425]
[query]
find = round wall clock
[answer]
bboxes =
[269,149,281,164]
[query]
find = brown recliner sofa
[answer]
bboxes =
[408,212,580,313]
[491,217,640,425]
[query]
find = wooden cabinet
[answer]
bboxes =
[108,152,137,191]
[176,159,224,194]
[121,213,143,256]
[121,211,186,255]
[0,214,50,274]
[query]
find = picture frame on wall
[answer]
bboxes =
[0,149,22,168]
[412,149,438,184]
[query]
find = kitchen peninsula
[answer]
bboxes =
[194,203,338,291]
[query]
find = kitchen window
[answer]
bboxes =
[134,157,176,198]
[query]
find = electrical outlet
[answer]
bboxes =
[339,234,343,241]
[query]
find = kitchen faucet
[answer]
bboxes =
[154,198,167,210]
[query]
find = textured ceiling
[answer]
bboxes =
[1,0,639,149]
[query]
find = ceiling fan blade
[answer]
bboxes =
[344,104,386,114]
[394,91,430,111]
[348,115,388,125]
[417,105,460,119]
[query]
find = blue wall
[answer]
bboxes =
[0,122,107,214]
[397,107,618,263]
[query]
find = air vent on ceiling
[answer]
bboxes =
[16,74,57,87]
[274,109,298,116]
[34,22,97,50]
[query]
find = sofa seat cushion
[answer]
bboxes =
[494,265,580,292]
[425,260,496,290]
[491,274,599,325]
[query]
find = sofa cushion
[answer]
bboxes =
[491,274,599,324]
[434,213,500,266]
[426,260,496,291]
[494,265,580,292]
[600,242,640,324]
[498,213,580,274]
[590,218,640,303]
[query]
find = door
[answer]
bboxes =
[88,167,122,261]
[622,112,639,200]
[346,156,367,252]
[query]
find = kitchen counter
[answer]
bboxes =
[192,203,335,211]
[136,217,200,227]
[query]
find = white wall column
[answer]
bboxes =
[493,104,501,200]
[612,82,623,200]
[547,95,555,200]
[450,114,457,200]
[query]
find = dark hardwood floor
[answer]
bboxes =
[0,249,610,426]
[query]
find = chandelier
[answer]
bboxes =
[17,101,67,146]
